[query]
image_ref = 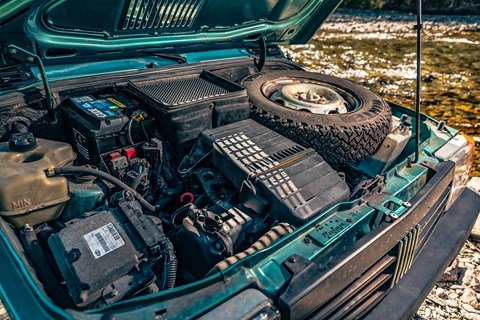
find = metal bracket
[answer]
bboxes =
[5,45,55,115]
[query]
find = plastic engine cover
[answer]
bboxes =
[193,119,350,225]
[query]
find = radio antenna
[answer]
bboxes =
[413,0,422,163]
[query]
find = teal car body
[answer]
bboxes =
[0,1,479,319]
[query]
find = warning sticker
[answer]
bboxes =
[83,223,125,259]
[72,128,90,160]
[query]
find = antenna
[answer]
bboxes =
[413,0,422,163]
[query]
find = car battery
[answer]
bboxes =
[127,70,250,153]
[61,95,155,165]
[184,119,351,226]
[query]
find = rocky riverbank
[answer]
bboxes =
[283,9,480,177]
[414,180,480,320]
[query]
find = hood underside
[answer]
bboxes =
[0,0,343,66]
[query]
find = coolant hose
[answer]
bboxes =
[46,166,159,212]
[206,223,296,276]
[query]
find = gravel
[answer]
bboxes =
[415,238,480,320]
[415,179,480,320]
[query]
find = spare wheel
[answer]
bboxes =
[242,70,392,165]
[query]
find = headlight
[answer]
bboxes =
[435,133,475,209]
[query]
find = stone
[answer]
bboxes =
[472,300,480,310]
[440,258,460,282]
[436,287,447,298]
[462,311,480,320]
[427,294,446,306]
[446,299,459,308]
[463,303,480,314]
[463,269,477,287]
[468,177,480,193]
[424,307,432,318]
[471,214,480,241]
[449,292,459,300]
[472,284,480,293]
[462,288,479,305]
[467,177,480,242]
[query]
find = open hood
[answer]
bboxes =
[0,0,343,66]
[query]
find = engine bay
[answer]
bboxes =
[0,63,415,310]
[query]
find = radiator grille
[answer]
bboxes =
[310,225,422,319]
[309,184,450,319]
[390,224,421,288]
[121,0,204,30]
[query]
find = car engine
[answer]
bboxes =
[0,67,410,310]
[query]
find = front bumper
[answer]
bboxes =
[277,161,480,319]
[365,186,480,320]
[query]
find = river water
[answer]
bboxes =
[283,9,480,176]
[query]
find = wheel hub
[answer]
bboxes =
[270,83,348,114]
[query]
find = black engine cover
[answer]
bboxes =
[189,119,350,225]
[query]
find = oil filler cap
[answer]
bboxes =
[8,132,37,152]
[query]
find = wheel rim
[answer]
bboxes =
[261,77,359,114]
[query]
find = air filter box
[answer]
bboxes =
[183,119,350,226]
[128,71,250,152]
[60,95,155,164]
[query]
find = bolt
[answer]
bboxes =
[66,250,80,263]
[288,256,296,263]
[403,202,412,208]
[214,242,222,250]
[303,237,311,244]
[346,218,353,223]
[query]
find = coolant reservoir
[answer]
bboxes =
[353,115,412,178]
[0,138,76,227]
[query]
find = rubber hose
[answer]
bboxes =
[206,223,296,276]
[160,239,177,290]
[194,172,221,204]
[49,166,158,212]
[161,181,183,197]
[127,118,135,145]
[19,225,74,308]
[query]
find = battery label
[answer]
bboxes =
[83,223,125,259]
[71,96,131,119]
